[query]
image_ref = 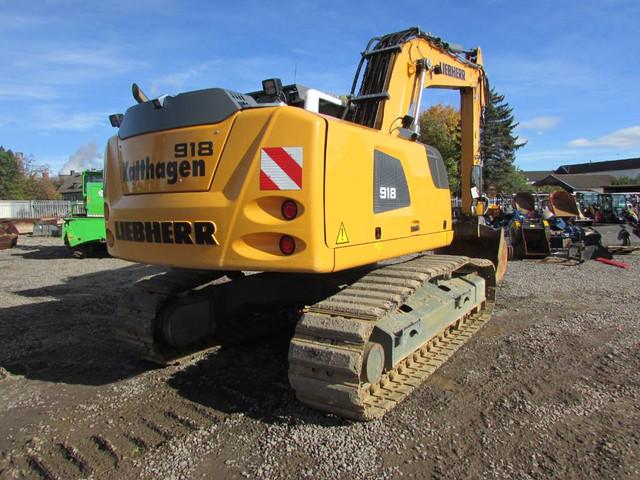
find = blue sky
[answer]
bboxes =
[1,0,639,174]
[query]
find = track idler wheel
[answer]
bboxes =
[362,342,385,384]
[159,293,216,350]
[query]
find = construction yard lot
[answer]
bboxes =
[1,236,639,479]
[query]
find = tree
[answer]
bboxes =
[21,162,61,200]
[497,167,533,193]
[0,148,24,199]
[480,88,527,193]
[612,174,640,186]
[418,104,461,192]
[0,146,61,200]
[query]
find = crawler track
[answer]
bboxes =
[114,255,495,421]
[113,269,222,364]
[288,254,495,420]
[113,269,304,365]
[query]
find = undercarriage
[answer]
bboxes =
[114,253,495,419]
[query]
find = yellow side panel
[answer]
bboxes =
[324,118,453,271]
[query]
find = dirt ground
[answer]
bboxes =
[1,236,639,479]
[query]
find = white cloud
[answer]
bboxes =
[148,55,352,98]
[51,112,107,131]
[569,125,640,148]
[519,116,560,131]
[149,56,285,94]
[0,84,56,100]
[47,48,144,73]
[30,105,108,131]
[515,147,613,168]
[59,142,103,175]
[1,47,145,100]
[491,57,596,92]
[150,63,214,92]
[517,149,580,165]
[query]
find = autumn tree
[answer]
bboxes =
[21,156,61,200]
[418,104,461,192]
[0,146,61,200]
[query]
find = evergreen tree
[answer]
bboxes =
[480,88,528,193]
[0,148,24,199]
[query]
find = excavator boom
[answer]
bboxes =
[345,27,488,216]
[343,29,506,280]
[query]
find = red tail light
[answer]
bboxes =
[281,199,298,220]
[279,235,295,255]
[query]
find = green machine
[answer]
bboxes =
[62,170,107,257]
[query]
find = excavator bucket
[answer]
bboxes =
[549,191,581,218]
[513,192,536,213]
[509,220,551,259]
[509,191,551,259]
[519,223,551,257]
[442,220,508,283]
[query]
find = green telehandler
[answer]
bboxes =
[62,170,107,258]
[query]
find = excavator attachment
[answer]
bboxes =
[509,192,551,259]
[587,224,640,251]
[513,192,536,213]
[549,191,581,218]
[510,221,551,258]
[442,220,508,283]
[548,190,640,255]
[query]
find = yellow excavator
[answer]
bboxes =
[105,27,506,420]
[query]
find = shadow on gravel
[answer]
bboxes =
[7,243,71,259]
[0,264,163,385]
[169,331,351,428]
[10,243,110,260]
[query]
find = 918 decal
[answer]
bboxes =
[379,186,397,200]
[174,141,213,157]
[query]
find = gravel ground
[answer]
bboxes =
[1,236,639,479]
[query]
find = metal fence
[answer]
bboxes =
[0,200,83,219]
[1,197,509,218]
[451,196,511,208]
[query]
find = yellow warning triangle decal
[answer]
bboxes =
[336,222,349,244]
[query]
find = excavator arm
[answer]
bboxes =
[346,27,488,216]
[345,28,506,281]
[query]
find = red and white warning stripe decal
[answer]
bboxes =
[260,147,303,190]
